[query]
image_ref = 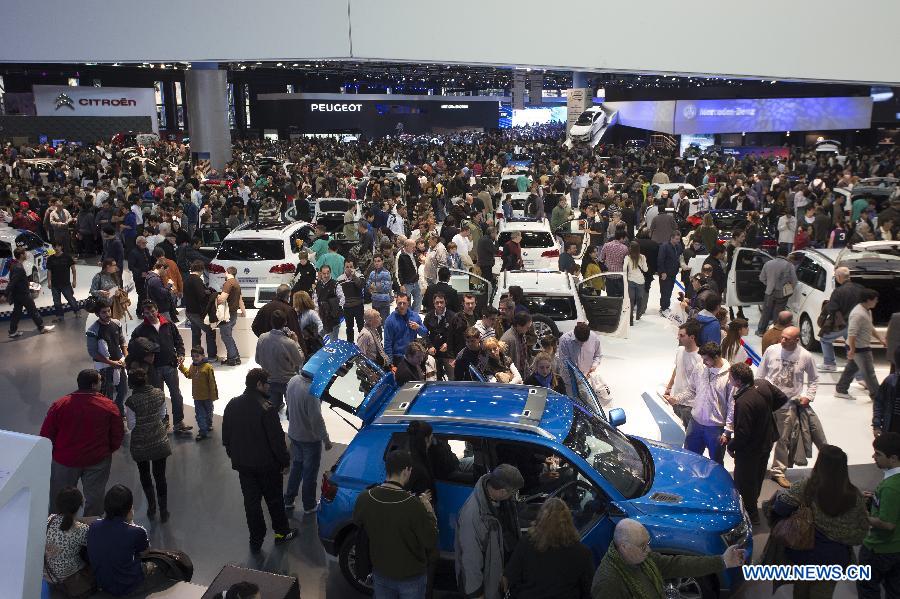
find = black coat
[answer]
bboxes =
[702,255,727,295]
[476,235,496,272]
[221,388,289,473]
[423,309,465,358]
[130,317,184,368]
[251,298,301,338]
[422,281,460,313]
[183,273,213,315]
[394,358,424,386]
[6,262,29,301]
[315,279,342,330]
[728,379,789,454]
[292,262,317,295]
[127,247,152,285]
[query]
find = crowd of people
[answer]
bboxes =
[3,127,900,598]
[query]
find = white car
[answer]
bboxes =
[208,220,315,306]
[495,192,532,221]
[648,183,700,208]
[569,106,608,144]
[495,218,583,275]
[720,242,900,351]
[312,198,362,233]
[0,226,51,294]
[448,268,630,346]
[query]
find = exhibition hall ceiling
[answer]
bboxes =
[1,0,898,84]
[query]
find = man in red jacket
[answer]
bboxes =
[41,369,124,517]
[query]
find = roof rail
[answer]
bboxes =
[375,413,554,439]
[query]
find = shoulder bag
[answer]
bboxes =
[771,495,815,551]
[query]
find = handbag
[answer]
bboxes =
[771,496,815,551]
[140,548,194,582]
[81,295,98,314]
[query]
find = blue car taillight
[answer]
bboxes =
[321,471,339,503]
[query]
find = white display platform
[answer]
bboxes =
[0,430,52,599]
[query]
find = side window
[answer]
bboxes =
[290,226,312,254]
[795,257,820,288]
[385,432,480,487]
[15,233,44,250]
[492,439,608,534]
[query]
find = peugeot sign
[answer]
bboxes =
[310,103,363,112]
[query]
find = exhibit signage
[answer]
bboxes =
[673,97,873,134]
[566,88,591,136]
[310,103,363,112]
[33,85,158,131]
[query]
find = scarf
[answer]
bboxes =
[606,541,664,599]
[532,371,553,389]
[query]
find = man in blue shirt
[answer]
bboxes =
[88,484,161,596]
[384,292,428,365]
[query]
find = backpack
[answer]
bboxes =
[302,322,325,354]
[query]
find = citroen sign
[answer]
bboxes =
[54,92,75,110]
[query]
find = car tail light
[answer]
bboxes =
[717,239,725,246]
[761,239,777,249]
[541,249,560,258]
[687,215,702,227]
[321,472,338,502]
[269,263,296,274]
[207,263,225,274]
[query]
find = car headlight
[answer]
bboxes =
[721,515,750,548]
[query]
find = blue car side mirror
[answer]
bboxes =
[609,408,626,428]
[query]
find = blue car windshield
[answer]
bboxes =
[564,404,648,499]
[323,355,384,413]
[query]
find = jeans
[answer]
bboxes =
[50,285,79,318]
[757,293,789,335]
[284,439,323,511]
[405,282,422,313]
[641,275,653,316]
[372,571,428,599]
[819,327,847,367]
[100,366,128,415]
[858,545,900,599]
[344,304,364,343]
[778,242,793,254]
[195,399,213,435]
[684,421,725,464]
[837,349,880,400]
[237,468,290,548]
[627,281,645,321]
[49,457,111,517]
[268,381,287,412]
[9,295,44,334]
[186,312,218,359]
[219,311,239,361]
[659,273,677,311]
[373,302,391,323]
[770,401,828,476]
[157,365,185,425]
[136,457,168,512]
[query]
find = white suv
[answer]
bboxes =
[496,217,590,275]
[208,220,315,306]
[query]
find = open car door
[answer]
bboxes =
[726,247,771,306]
[448,268,494,315]
[554,218,591,261]
[577,273,629,338]
[563,359,606,421]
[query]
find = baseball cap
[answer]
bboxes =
[488,464,524,491]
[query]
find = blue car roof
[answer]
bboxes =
[302,340,364,398]
[402,382,574,441]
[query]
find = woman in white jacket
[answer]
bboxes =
[623,241,648,323]
[777,207,797,253]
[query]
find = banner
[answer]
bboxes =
[528,73,543,106]
[33,85,158,132]
[512,72,526,110]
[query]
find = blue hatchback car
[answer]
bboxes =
[311,341,751,598]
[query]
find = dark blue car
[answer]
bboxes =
[311,341,751,598]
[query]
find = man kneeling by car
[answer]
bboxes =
[591,519,745,599]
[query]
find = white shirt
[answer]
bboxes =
[672,347,703,400]
[451,233,472,257]
[387,212,406,237]
[884,467,900,480]
[757,345,818,402]
[130,204,144,226]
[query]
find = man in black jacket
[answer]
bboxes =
[7,248,54,338]
[222,368,297,553]
[337,260,365,344]
[476,226,498,287]
[291,251,317,296]
[422,267,460,314]
[183,260,218,361]
[424,293,466,381]
[127,236,152,306]
[726,362,788,524]
[130,299,191,434]
[397,239,421,313]
[315,265,344,340]
[702,246,727,299]
[818,266,863,372]
[454,327,485,381]
[251,284,301,339]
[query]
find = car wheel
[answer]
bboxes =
[530,315,560,352]
[664,574,717,599]
[800,314,820,351]
[338,530,373,595]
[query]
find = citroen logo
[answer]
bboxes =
[54,93,75,111]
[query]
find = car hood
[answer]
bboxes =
[629,439,742,530]
[570,125,591,134]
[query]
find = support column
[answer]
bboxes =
[185,62,231,170]
[572,71,592,90]
[566,72,593,138]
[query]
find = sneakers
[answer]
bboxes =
[274,528,299,545]
[195,433,210,442]
[224,357,241,366]
[40,325,55,334]
[8,331,23,338]
[303,503,319,515]
[834,391,854,399]
[817,364,837,372]
[855,379,869,391]
[771,475,791,489]
[173,421,193,433]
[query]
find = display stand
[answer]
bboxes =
[0,430,52,599]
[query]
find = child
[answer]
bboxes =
[178,346,218,441]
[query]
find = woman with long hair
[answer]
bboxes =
[89,258,120,307]
[523,352,567,394]
[45,487,92,589]
[695,212,719,253]
[580,245,604,291]
[720,318,750,365]
[292,290,324,335]
[771,445,868,599]
[125,367,171,522]
[504,498,594,598]
[480,338,522,384]
[623,241,647,323]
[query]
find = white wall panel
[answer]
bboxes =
[0,0,349,62]
[348,0,900,85]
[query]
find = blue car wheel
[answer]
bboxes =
[338,530,374,595]
[663,574,716,599]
